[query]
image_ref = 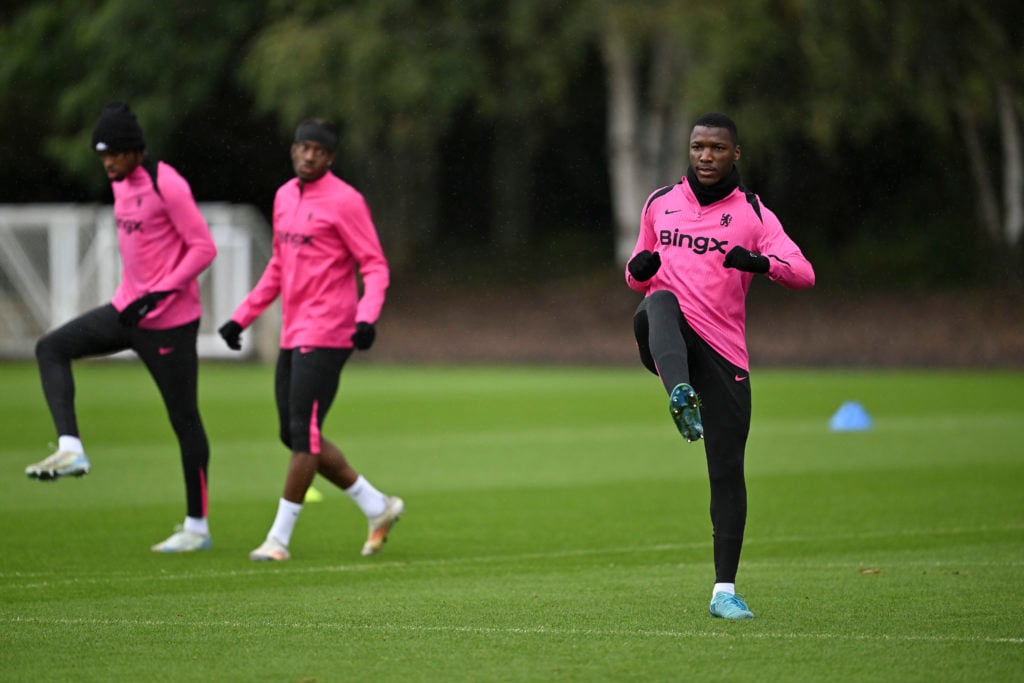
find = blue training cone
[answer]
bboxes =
[829,401,873,432]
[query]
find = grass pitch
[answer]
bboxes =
[1,361,1022,682]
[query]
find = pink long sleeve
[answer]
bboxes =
[231,172,390,349]
[625,178,814,370]
[111,162,216,329]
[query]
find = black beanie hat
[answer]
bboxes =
[91,101,145,153]
[294,119,338,154]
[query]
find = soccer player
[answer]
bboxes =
[218,118,403,561]
[27,101,218,553]
[626,112,815,619]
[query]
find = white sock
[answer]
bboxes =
[712,583,736,599]
[58,435,84,454]
[344,475,387,517]
[183,516,209,536]
[268,498,303,546]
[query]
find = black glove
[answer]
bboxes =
[627,250,661,281]
[723,246,770,274]
[352,322,376,350]
[218,320,243,351]
[118,291,172,327]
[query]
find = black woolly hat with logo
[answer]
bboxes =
[91,101,146,153]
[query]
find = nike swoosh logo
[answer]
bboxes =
[734,375,748,382]
[158,347,175,356]
[299,346,316,354]
[664,209,682,215]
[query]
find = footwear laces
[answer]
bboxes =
[721,593,749,610]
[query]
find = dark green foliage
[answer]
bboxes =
[0,1,1020,284]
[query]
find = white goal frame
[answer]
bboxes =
[0,203,278,360]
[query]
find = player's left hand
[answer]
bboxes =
[118,291,172,327]
[723,246,770,274]
[352,322,376,350]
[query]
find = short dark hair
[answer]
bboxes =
[294,118,339,154]
[692,112,738,145]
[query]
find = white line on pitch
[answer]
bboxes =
[3,614,1022,646]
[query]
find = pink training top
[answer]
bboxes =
[625,177,815,371]
[231,171,389,349]
[111,162,217,329]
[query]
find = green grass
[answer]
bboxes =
[1,361,1022,682]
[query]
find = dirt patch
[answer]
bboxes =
[369,275,1024,368]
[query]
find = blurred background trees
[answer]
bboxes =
[1,0,1021,288]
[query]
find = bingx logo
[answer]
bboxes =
[277,231,314,247]
[658,229,728,255]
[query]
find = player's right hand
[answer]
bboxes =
[118,291,172,327]
[628,250,661,281]
[351,321,376,350]
[218,320,243,351]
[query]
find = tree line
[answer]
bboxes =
[1,0,1021,286]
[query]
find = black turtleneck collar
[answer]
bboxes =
[686,165,741,206]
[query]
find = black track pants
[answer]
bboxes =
[273,347,352,454]
[634,290,752,583]
[35,304,210,518]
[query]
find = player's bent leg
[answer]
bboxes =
[36,305,128,439]
[31,306,126,481]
